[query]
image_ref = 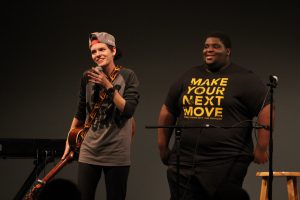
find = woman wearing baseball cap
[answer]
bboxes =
[62,32,139,200]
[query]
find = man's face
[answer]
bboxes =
[203,37,230,69]
[90,43,116,67]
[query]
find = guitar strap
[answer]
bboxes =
[74,66,121,149]
[85,66,121,126]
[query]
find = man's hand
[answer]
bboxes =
[61,139,70,160]
[159,147,171,165]
[87,67,113,89]
[254,145,268,164]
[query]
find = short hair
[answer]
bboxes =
[204,32,232,49]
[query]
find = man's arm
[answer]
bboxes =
[254,104,273,164]
[157,104,176,165]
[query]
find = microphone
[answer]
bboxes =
[269,75,278,88]
[95,66,103,73]
[93,66,103,103]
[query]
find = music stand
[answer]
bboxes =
[0,138,65,200]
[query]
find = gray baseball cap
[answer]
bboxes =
[89,32,122,60]
[89,32,116,48]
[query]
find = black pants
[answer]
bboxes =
[78,162,130,200]
[167,158,251,200]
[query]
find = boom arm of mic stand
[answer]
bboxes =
[145,125,268,129]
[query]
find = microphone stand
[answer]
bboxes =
[174,127,181,200]
[267,76,278,200]
[146,124,266,200]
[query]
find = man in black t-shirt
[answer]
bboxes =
[157,32,271,200]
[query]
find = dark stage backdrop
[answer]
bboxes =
[1,1,299,200]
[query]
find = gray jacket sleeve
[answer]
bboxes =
[121,69,140,118]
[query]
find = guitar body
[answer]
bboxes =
[68,127,88,153]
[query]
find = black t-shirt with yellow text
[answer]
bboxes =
[165,63,269,166]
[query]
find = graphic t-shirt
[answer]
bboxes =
[165,64,269,166]
[75,67,139,166]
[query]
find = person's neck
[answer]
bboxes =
[102,63,116,75]
[206,62,231,73]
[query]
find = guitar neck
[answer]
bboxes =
[24,151,75,200]
[40,151,74,183]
